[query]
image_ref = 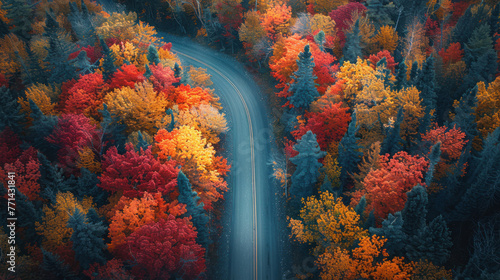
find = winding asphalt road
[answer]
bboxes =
[94,3,281,277]
[160,34,281,280]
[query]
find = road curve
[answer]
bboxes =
[160,34,281,280]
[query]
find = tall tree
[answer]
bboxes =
[0,87,23,133]
[147,44,160,65]
[338,110,363,186]
[43,11,77,83]
[342,19,362,64]
[3,0,33,40]
[100,38,116,81]
[394,58,408,90]
[289,131,326,201]
[67,208,107,270]
[177,170,210,249]
[415,55,437,112]
[288,45,320,110]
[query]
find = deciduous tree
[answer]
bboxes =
[99,143,178,197]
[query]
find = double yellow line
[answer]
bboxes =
[173,49,258,280]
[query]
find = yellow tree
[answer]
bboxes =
[109,41,148,71]
[95,11,137,41]
[76,146,102,173]
[379,86,425,144]
[0,34,28,78]
[317,235,413,280]
[154,125,228,208]
[310,14,336,37]
[18,83,59,127]
[374,25,399,53]
[289,191,368,256]
[475,77,500,139]
[239,10,266,48]
[402,18,428,69]
[155,125,215,174]
[355,72,392,128]
[104,82,169,135]
[337,58,377,107]
[188,66,213,88]
[177,104,228,145]
[35,192,93,253]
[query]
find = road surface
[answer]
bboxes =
[161,34,282,280]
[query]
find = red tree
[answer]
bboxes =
[149,63,179,93]
[47,114,100,174]
[329,2,367,48]
[292,101,350,150]
[107,192,186,257]
[351,151,429,222]
[0,147,40,200]
[99,143,179,198]
[167,84,214,110]
[0,73,8,88]
[422,124,467,161]
[367,50,398,73]
[60,73,106,117]
[108,64,146,90]
[126,216,206,279]
[0,127,22,167]
[438,42,464,66]
[69,45,103,64]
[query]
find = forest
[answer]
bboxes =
[0,0,499,279]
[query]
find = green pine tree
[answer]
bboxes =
[147,44,160,65]
[43,11,77,83]
[290,131,326,200]
[100,38,117,81]
[401,184,428,235]
[416,55,438,112]
[395,59,408,91]
[343,19,362,63]
[338,110,362,186]
[380,107,404,155]
[177,170,210,249]
[366,0,396,29]
[288,45,319,110]
[3,0,33,40]
[67,208,107,270]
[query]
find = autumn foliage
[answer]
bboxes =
[351,152,429,221]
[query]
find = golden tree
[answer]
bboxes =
[104,82,169,135]
[188,66,213,88]
[317,235,413,280]
[310,14,336,37]
[289,191,368,256]
[374,25,399,53]
[475,77,500,139]
[35,192,93,253]
[177,104,228,145]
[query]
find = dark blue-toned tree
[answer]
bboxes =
[67,208,107,270]
[288,45,319,110]
[290,131,326,200]
[177,170,210,249]
[338,110,362,186]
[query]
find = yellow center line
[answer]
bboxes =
[173,49,258,280]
